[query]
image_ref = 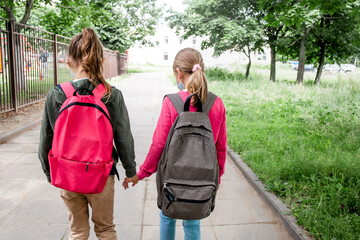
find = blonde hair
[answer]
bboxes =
[68,28,112,100]
[173,48,208,106]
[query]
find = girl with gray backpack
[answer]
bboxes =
[123,48,227,240]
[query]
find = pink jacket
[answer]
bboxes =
[137,90,227,183]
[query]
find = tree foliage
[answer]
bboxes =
[0,0,161,52]
[168,0,291,82]
[167,0,263,77]
[276,0,360,83]
[0,0,50,24]
[167,0,264,79]
[36,0,161,52]
[169,0,360,84]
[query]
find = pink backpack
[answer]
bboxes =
[48,82,114,194]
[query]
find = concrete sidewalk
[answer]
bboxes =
[0,72,292,239]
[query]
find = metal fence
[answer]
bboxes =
[0,18,127,114]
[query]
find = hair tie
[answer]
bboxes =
[192,64,202,73]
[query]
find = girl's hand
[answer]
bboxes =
[122,174,139,189]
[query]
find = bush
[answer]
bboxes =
[206,67,246,81]
[127,67,144,73]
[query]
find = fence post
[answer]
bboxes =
[53,34,58,86]
[123,54,127,74]
[117,54,121,76]
[7,21,18,112]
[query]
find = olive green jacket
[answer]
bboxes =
[38,78,136,182]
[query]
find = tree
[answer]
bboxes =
[254,0,289,82]
[246,0,360,84]
[279,2,321,84]
[93,0,160,52]
[0,0,41,24]
[0,0,160,91]
[168,0,264,79]
[310,1,360,84]
[276,0,360,84]
[0,0,161,53]
[37,0,161,52]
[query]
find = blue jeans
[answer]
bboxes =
[160,211,201,240]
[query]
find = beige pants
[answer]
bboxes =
[60,175,117,240]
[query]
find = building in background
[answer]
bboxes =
[128,21,270,68]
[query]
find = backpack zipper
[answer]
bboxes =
[163,183,214,209]
[57,102,112,127]
[164,182,216,188]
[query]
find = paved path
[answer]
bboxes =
[0,72,292,239]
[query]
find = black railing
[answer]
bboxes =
[0,18,127,113]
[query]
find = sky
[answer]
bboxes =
[156,0,186,13]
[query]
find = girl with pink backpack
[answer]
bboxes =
[38,28,136,239]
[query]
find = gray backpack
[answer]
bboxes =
[156,92,219,220]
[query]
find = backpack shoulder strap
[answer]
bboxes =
[92,83,106,100]
[203,92,217,115]
[59,82,76,98]
[166,93,184,114]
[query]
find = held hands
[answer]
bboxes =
[122,174,139,189]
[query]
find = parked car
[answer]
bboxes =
[58,57,65,63]
[323,64,356,72]
[323,64,340,72]
[295,64,314,71]
[289,61,299,70]
[339,64,356,72]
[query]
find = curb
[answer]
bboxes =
[0,119,42,145]
[227,147,313,240]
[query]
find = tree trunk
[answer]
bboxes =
[267,26,282,83]
[296,27,311,84]
[296,37,306,84]
[314,18,327,85]
[3,4,16,22]
[245,57,251,79]
[245,47,251,79]
[19,0,34,25]
[3,0,34,31]
[270,45,276,82]
[314,41,326,85]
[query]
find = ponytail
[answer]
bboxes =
[68,28,112,101]
[173,48,208,106]
[186,67,208,106]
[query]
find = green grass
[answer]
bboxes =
[0,66,71,109]
[207,67,360,239]
[127,67,146,73]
